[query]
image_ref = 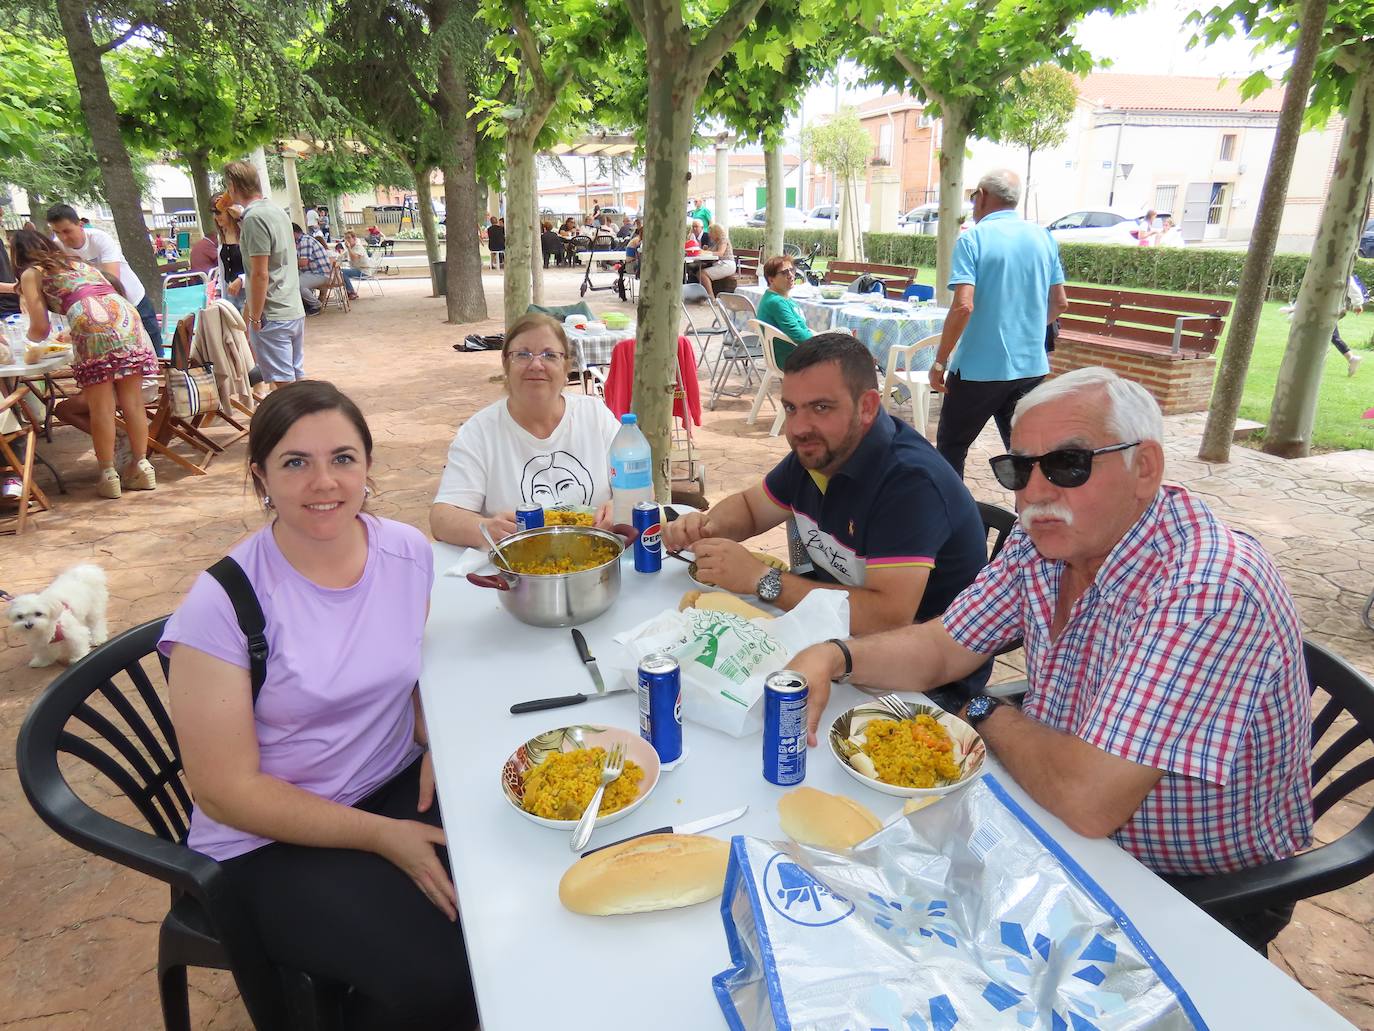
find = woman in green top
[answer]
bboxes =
[755,255,814,347]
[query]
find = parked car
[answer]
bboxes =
[1360,217,1374,259]
[899,201,973,234]
[745,207,819,229]
[806,204,839,223]
[1045,210,1171,245]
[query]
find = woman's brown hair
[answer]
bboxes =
[247,380,373,501]
[11,228,127,298]
[501,313,570,363]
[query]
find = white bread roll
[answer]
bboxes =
[559,834,730,916]
[778,787,882,850]
[678,589,773,620]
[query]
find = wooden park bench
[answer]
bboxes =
[1060,285,1231,360]
[823,260,918,300]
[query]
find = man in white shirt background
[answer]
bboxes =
[47,203,163,352]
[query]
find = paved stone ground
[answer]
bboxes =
[2,269,1372,1029]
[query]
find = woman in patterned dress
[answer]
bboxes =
[11,228,160,499]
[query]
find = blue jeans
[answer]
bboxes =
[341,268,363,297]
[134,295,163,353]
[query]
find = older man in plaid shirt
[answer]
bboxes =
[292,222,345,313]
[789,366,1312,952]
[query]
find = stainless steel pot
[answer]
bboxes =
[466,524,639,628]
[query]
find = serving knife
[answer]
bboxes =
[579,806,749,857]
[509,630,632,713]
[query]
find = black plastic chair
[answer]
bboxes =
[16,617,344,1031]
[1165,640,1374,918]
[976,501,1017,562]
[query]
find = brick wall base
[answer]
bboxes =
[1049,340,1215,415]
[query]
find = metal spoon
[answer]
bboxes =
[479,520,514,572]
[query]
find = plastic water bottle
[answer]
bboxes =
[609,413,655,524]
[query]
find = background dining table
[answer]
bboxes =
[735,284,946,372]
[419,540,1354,1031]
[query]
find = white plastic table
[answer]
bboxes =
[420,543,1353,1031]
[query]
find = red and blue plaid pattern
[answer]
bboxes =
[943,486,1312,876]
[297,233,331,278]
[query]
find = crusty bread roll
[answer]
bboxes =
[678,589,773,620]
[903,796,939,816]
[778,787,882,850]
[559,834,729,916]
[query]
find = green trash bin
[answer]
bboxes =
[431,260,446,297]
[176,230,191,253]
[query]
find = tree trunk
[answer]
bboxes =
[411,163,441,267]
[332,195,346,239]
[504,129,538,327]
[1264,62,1374,457]
[1023,147,1034,219]
[838,176,864,261]
[531,175,545,305]
[764,145,784,258]
[434,0,487,324]
[714,140,730,226]
[934,106,970,307]
[55,0,162,309]
[187,149,216,238]
[636,57,698,499]
[1199,0,1328,463]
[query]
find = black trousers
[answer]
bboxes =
[935,372,1045,479]
[221,757,477,1031]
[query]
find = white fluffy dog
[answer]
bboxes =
[6,564,109,668]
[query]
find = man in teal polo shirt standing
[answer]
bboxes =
[930,169,1068,478]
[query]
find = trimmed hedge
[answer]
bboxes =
[728,226,1374,301]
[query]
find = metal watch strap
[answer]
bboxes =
[828,638,853,683]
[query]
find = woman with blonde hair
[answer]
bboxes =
[11,228,158,498]
[697,221,737,298]
[430,313,620,547]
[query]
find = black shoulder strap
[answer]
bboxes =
[206,556,269,705]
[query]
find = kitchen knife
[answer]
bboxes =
[571,628,605,694]
[579,805,749,857]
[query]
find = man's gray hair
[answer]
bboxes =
[1011,367,1164,466]
[978,169,1022,206]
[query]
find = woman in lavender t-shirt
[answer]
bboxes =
[159,382,475,1028]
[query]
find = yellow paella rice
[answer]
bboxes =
[521,746,645,820]
[508,541,618,575]
[543,509,596,527]
[860,715,962,789]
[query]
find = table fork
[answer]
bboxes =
[570,742,626,851]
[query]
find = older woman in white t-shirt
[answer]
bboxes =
[430,313,621,547]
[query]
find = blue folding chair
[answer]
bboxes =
[904,283,935,303]
[159,272,208,360]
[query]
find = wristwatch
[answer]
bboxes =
[932,359,946,372]
[963,694,1001,728]
[828,638,854,683]
[756,567,783,603]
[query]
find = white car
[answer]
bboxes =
[1045,210,1169,245]
[745,207,820,229]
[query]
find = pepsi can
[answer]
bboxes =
[515,503,543,532]
[763,670,808,785]
[637,652,682,763]
[632,501,662,573]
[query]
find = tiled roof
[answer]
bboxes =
[1078,73,1285,114]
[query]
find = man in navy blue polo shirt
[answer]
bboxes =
[930,169,1068,478]
[663,334,988,657]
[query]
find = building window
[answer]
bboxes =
[1154,185,1177,213]
[1219,134,1236,160]
[1206,182,1231,225]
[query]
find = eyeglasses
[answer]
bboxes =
[508,350,566,365]
[776,267,797,279]
[989,442,1140,491]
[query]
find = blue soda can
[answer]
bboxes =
[632,500,662,573]
[763,670,808,785]
[515,503,543,532]
[637,652,682,763]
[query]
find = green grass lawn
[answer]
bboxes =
[888,262,1374,452]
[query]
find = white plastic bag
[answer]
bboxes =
[714,776,1204,1030]
[609,591,849,737]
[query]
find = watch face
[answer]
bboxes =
[967,696,993,721]
[758,568,782,602]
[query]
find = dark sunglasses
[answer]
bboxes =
[990,441,1140,491]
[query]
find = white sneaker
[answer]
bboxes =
[123,458,157,491]
[1349,353,1364,377]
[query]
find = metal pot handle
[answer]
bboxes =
[466,573,512,591]
[611,522,641,545]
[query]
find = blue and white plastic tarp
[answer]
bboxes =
[714,776,1206,1031]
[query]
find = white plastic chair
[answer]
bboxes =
[745,319,791,436]
[880,332,939,438]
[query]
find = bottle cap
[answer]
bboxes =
[620,413,637,425]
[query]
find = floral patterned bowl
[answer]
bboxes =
[500,725,661,830]
[828,694,986,799]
